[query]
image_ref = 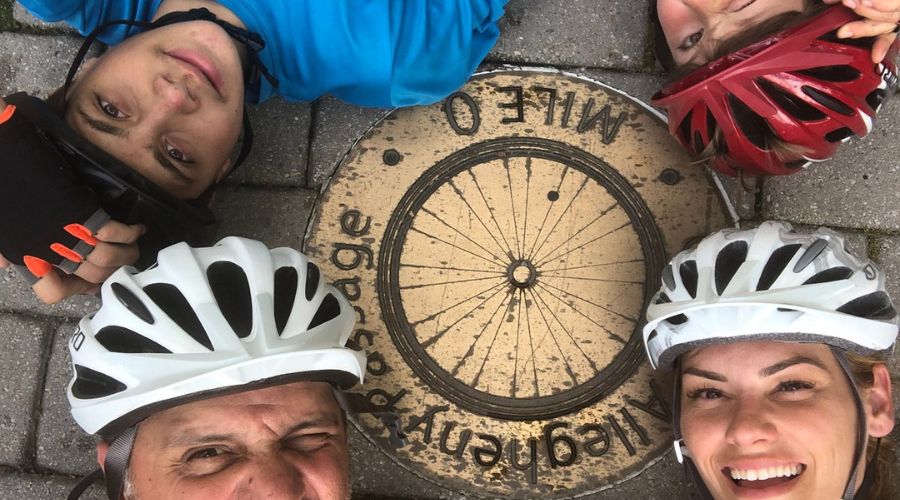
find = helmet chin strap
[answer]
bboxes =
[671,349,871,500]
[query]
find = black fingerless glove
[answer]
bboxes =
[0,103,108,281]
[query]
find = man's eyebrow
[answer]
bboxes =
[165,431,241,448]
[759,355,828,377]
[682,367,727,382]
[77,108,127,138]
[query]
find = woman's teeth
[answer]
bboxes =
[729,464,802,481]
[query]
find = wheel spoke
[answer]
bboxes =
[535,282,628,345]
[408,226,505,268]
[527,176,590,261]
[419,206,508,265]
[531,200,619,265]
[467,169,516,258]
[535,220,631,268]
[450,289,512,377]
[419,284,509,349]
[447,178,513,258]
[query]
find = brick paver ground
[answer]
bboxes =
[1,0,898,498]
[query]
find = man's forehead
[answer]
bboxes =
[145,381,340,428]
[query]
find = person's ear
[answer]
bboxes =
[864,363,894,438]
[96,440,110,472]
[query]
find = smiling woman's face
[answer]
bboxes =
[657,0,807,67]
[679,341,888,499]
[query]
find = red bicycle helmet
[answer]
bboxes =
[652,5,899,176]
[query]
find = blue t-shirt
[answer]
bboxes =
[19,0,507,106]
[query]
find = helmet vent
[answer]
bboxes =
[305,262,320,301]
[111,283,154,324]
[836,291,897,320]
[705,110,717,139]
[793,238,829,272]
[726,94,769,149]
[662,265,676,290]
[757,244,802,291]
[715,241,749,295]
[678,111,694,148]
[756,78,827,122]
[96,326,172,354]
[655,292,672,305]
[71,364,127,399]
[307,293,341,330]
[825,127,854,143]
[866,89,886,112]
[801,86,854,116]
[664,314,688,325]
[274,266,299,335]
[144,283,213,350]
[796,66,861,83]
[802,266,853,285]
[693,131,704,155]
[679,261,699,299]
[207,262,253,339]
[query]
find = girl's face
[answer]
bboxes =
[679,341,893,499]
[657,0,806,66]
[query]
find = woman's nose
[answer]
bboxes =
[724,397,778,447]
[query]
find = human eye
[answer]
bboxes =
[681,30,704,50]
[686,386,724,400]
[286,432,332,453]
[180,446,236,475]
[96,97,128,119]
[164,140,193,163]
[773,380,815,400]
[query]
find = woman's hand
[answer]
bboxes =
[31,219,144,304]
[825,0,899,62]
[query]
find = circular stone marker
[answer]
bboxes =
[306,70,735,498]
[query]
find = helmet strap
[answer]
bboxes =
[830,347,869,500]
[671,361,716,500]
[103,424,138,500]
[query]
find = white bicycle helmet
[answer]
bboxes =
[641,221,898,500]
[65,237,403,500]
[643,221,897,371]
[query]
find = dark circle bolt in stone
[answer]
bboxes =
[383,149,403,166]
[547,190,560,201]
[507,260,537,289]
[660,168,681,185]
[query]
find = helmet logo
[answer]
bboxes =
[863,264,877,280]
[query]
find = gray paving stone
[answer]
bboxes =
[490,0,648,71]
[762,97,900,231]
[308,96,390,189]
[0,314,51,466]
[13,3,77,33]
[211,185,318,249]
[0,267,100,319]
[0,33,78,98]
[226,98,312,188]
[36,322,97,477]
[0,470,104,500]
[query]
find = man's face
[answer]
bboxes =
[657,0,806,67]
[64,19,245,199]
[120,381,350,499]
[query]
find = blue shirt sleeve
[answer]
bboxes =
[17,0,162,44]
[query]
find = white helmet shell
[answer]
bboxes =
[643,221,897,370]
[67,237,365,436]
